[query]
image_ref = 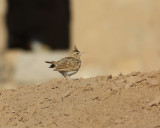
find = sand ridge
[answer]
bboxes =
[0,71,160,127]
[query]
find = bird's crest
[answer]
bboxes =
[73,45,80,53]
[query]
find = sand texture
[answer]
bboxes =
[1,71,160,128]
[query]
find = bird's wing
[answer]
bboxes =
[54,57,80,71]
[58,57,72,64]
[54,65,70,71]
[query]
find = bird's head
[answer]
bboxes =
[71,46,82,59]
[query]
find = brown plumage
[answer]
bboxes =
[45,46,82,79]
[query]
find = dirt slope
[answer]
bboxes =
[1,71,160,128]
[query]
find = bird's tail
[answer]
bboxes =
[45,61,57,68]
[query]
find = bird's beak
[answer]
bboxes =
[80,52,85,55]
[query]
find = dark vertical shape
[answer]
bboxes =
[6,0,70,50]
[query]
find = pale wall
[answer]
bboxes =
[71,0,160,76]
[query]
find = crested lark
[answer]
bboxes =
[45,46,82,79]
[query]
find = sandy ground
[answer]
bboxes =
[0,71,160,127]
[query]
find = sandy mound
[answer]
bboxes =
[1,71,160,128]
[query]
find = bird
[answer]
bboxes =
[45,46,82,79]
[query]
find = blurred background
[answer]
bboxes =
[1,0,160,89]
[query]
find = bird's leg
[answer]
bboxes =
[60,72,67,79]
[62,73,70,80]
[60,72,71,80]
